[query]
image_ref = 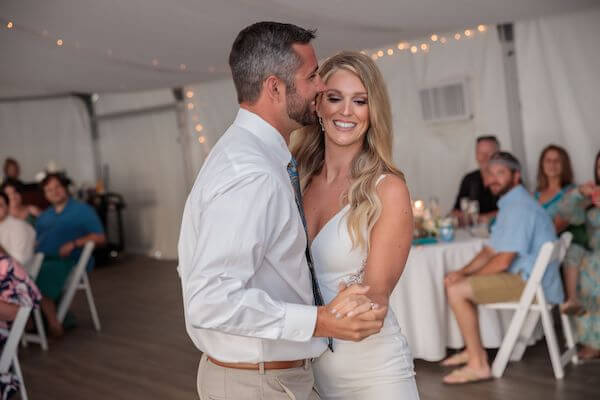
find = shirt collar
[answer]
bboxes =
[498,184,526,208]
[233,108,292,167]
[53,197,73,215]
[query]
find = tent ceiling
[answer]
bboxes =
[1,0,597,99]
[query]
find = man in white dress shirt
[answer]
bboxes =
[178,22,386,400]
[0,192,35,264]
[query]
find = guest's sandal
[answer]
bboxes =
[442,367,493,385]
[440,352,469,367]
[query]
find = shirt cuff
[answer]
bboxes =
[280,303,318,342]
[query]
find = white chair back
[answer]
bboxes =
[24,253,44,280]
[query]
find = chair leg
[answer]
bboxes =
[539,300,564,379]
[82,274,101,331]
[491,307,531,378]
[509,311,540,361]
[13,356,28,400]
[560,313,579,365]
[33,309,48,351]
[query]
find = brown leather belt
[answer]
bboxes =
[207,357,305,370]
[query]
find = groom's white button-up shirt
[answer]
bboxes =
[178,108,327,363]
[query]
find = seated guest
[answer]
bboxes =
[0,192,35,264]
[452,135,500,223]
[0,247,41,399]
[1,158,23,187]
[534,144,575,232]
[35,173,106,337]
[556,150,600,360]
[2,181,41,226]
[442,151,563,384]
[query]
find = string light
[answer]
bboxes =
[198,136,206,144]
[430,34,438,42]
[420,43,429,51]
[377,50,384,57]
[195,123,203,132]
[0,18,196,74]
[454,33,461,40]
[397,42,408,50]
[478,25,487,32]
[410,45,418,54]
[440,37,447,44]
[387,48,394,56]
[464,29,472,37]
[187,103,194,110]
[186,90,194,99]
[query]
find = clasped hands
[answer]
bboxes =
[315,282,388,342]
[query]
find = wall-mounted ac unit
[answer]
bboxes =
[419,78,473,123]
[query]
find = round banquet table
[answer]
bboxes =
[389,230,535,361]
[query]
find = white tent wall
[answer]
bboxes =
[183,78,239,176]
[0,96,96,185]
[372,29,511,211]
[515,7,600,186]
[94,89,187,259]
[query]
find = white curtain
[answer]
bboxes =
[515,8,600,185]
[94,89,187,259]
[0,96,95,185]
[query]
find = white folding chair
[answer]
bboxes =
[56,242,101,331]
[482,232,578,379]
[0,306,33,400]
[21,253,48,351]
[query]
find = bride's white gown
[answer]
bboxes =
[311,179,420,400]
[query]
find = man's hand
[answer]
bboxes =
[59,241,76,258]
[444,270,466,287]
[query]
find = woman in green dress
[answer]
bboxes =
[557,150,600,360]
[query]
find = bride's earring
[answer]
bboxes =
[318,117,325,132]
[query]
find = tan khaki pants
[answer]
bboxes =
[197,354,321,400]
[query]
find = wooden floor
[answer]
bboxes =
[19,255,600,400]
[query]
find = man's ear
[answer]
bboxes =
[264,76,282,103]
[513,170,521,185]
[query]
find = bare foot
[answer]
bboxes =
[578,345,600,360]
[441,350,469,367]
[443,365,492,384]
[48,321,64,338]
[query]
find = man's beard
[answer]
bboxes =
[492,182,514,197]
[286,88,316,126]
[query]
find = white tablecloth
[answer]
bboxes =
[390,230,523,361]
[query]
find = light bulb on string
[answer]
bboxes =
[377,50,384,57]
[420,43,429,51]
[56,39,63,47]
[440,37,447,44]
[454,33,461,40]
[387,49,394,56]
[430,34,438,42]
[195,123,204,132]
[198,136,206,144]
[187,103,194,110]
[410,45,418,54]
[478,25,487,32]
[7,21,14,29]
[464,29,472,37]
[398,42,408,50]
[186,90,194,99]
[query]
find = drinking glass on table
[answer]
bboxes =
[468,200,480,227]
[459,197,470,226]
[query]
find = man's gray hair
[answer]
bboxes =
[229,22,316,104]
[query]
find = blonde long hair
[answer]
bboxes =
[291,51,404,250]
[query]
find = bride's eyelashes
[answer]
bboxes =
[325,95,368,105]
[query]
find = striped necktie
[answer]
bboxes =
[287,157,334,352]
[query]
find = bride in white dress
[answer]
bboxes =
[292,51,420,400]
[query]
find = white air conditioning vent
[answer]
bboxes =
[419,79,472,123]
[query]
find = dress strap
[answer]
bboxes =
[375,174,388,187]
